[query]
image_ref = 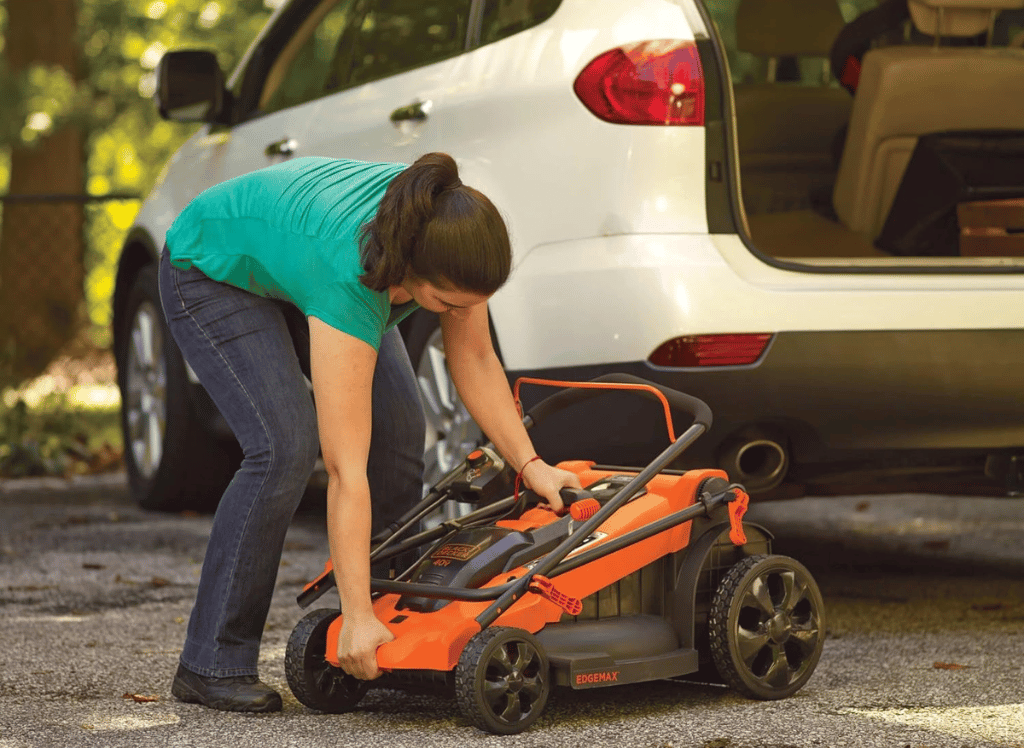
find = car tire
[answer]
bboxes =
[403,310,484,489]
[115,263,238,511]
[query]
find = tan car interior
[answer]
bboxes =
[732,0,1024,262]
[733,0,852,218]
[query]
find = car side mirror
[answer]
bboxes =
[156,50,228,123]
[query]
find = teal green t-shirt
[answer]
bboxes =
[165,157,418,350]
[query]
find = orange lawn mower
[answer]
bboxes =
[285,375,825,735]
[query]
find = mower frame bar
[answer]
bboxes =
[474,421,706,627]
[301,376,721,619]
[519,373,713,434]
[367,374,712,561]
[362,421,712,618]
[366,474,736,607]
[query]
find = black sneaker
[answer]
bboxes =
[171,664,282,713]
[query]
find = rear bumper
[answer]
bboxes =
[508,328,1024,472]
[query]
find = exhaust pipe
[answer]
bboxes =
[718,428,788,492]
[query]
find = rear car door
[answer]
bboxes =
[298,0,475,164]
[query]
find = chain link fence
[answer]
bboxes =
[0,194,139,477]
[0,192,139,363]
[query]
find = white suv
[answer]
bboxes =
[114,0,1024,511]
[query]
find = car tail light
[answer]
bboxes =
[648,334,773,367]
[573,40,705,126]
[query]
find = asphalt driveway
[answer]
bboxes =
[1,475,1023,747]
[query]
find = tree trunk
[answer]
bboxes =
[0,0,85,388]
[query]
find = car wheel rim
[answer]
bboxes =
[734,567,823,690]
[125,300,166,480]
[416,327,482,487]
[481,639,545,729]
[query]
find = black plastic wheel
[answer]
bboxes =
[285,608,369,713]
[454,627,550,735]
[709,554,825,700]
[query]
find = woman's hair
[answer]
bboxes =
[358,152,512,294]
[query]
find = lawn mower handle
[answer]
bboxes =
[521,373,713,433]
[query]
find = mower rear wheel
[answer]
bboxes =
[709,554,824,700]
[285,608,369,713]
[455,627,550,735]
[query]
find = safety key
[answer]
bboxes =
[529,576,583,616]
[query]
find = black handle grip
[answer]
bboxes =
[521,486,595,509]
[522,374,712,435]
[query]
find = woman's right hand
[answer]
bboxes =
[337,612,395,680]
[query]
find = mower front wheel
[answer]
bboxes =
[709,554,825,700]
[455,627,551,735]
[285,608,369,713]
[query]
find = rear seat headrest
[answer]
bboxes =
[736,0,845,57]
[907,0,1024,38]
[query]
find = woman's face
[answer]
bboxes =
[402,277,490,319]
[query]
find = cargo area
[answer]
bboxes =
[702,0,1024,266]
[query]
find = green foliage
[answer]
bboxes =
[0,0,275,186]
[0,60,85,147]
[75,0,276,196]
[80,0,275,344]
[0,0,277,352]
[85,198,140,345]
[0,394,121,478]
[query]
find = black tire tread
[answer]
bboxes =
[454,627,549,735]
[709,555,768,697]
[708,554,823,700]
[454,627,506,732]
[285,608,367,713]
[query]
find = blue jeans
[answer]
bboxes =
[158,251,424,677]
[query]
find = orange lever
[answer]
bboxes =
[303,559,334,593]
[529,576,582,616]
[569,498,600,522]
[728,490,749,546]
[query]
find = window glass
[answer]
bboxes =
[347,0,472,87]
[705,0,878,86]
[479,0,562,45]
[260,0,360,114]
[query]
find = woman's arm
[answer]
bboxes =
[308,316,394,680]
[440,305,581,511]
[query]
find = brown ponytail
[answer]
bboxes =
[359,153,512,295]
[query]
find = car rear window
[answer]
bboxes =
[479,0,563,46]
[348,0,473,85]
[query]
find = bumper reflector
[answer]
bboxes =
[648,333,773,367]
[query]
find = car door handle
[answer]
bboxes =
[265,138,298,157]
[390,99,432,124]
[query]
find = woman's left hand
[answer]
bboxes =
[520,459,582,513]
